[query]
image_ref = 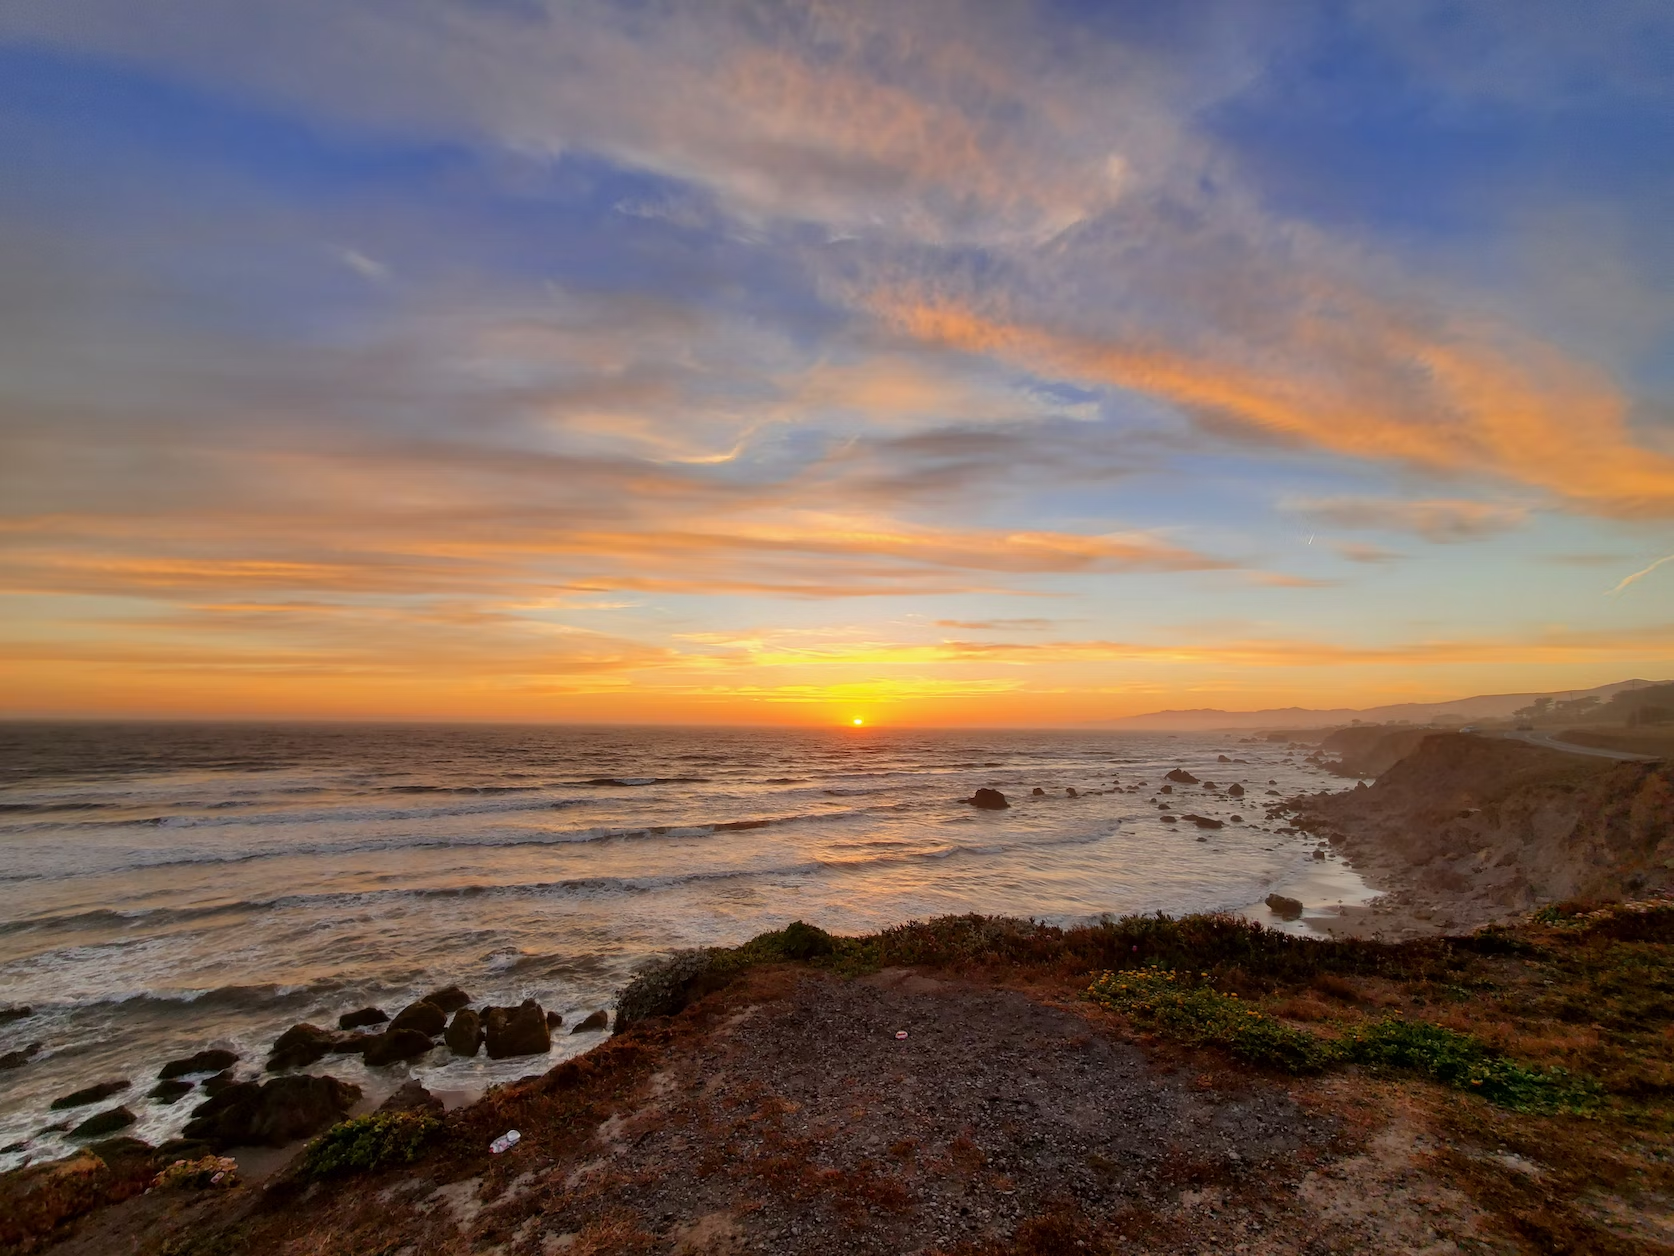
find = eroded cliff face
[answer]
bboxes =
[1296,735,1673,909]
[1318,726,1439,779]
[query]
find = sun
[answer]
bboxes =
[852,717,864,726]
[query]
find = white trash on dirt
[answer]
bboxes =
[490,1130,521,1154]
[895,1031,908,1040]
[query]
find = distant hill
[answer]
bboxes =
[1090,679,1668,732]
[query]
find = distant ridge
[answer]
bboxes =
[1090,679,1667,731]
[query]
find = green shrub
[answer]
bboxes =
[1090,968,1599,1111]
[298,1111,440,1179]
[1088,969,1331,1073]
[1341,1017,1599,1113]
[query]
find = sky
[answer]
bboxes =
[1,0,1672,726]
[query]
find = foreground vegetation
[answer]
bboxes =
[8,901,1674,1254]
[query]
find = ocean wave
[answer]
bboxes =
[577,776,712,787]
[3,827,1127,936]
[0,802,922,882]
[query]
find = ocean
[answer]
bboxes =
[0,722,1369,1167]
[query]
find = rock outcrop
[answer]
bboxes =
[1165,769,1199,784]
[182,1074,360,1149]
[338,1007,388,1031]
[376,1080,443,1115]
[1265,894,1304,921]
[572,1009,609,1034]
[69,1107,135,1139]
[968,788,1009,810]
[388,1000,447,1037]
[50,1081,128,1111]
[148,1079,193,1104]
[484,1000,552,1058]
[362,1028,435,1067]
[267,1023,338,1071]
[159,1049,237,1080]
[422,986,472,1014]
[444,1009,482,1057]
[0,1043,40,1070]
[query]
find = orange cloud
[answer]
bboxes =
[882,299,1674,518]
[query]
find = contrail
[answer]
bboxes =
[1607,553,1674,596]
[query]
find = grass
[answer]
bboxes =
[297,1111,441,1179]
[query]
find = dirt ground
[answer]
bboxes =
[33,964,1543,1256]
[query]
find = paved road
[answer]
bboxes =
[1494,729,1663,763]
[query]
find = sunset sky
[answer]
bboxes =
[2,1,1671,725]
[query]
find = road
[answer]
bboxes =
[1493,729,1663,763]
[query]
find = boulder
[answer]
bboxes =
[69,1107,135,1139]
[201,1071,237,1095]
[485,1000,552,1058]
[1065,787,1078,798]
[388,999,447,1037]
[968,788,1009,810]
[1265,894,1305,921]
[545,1010,563,1029]
[182,1074,360,1150]
[1185,815,1225,830]
[571,1009,609,1034]
[0,1005,30,1024]
[148,1079,193,1104]
[267,1023,338,1071]
[1160,815,1178,823]
[1313,849,1327,860]
[330,1033,373,1054]
[0,1042,41,1070]
[1218,754,1232,763]
[444,1008,482,1058]
[159,1049,237,1080]
[1230,815,1243,823]
[422,985,472,1015]
[1227,784,1245,798]
[50,1080,129,1111]
[376,1080,443,1115]
[362,1028,435,1067]
[337,1006,388,1031]
[1165,769,1199,784]
[1159,784,1173,794]
[1030,787,1045,796]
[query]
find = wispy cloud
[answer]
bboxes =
[1282,496,1530,542]
[1608,554,1674,597]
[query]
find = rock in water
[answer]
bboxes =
[422,985,472,1014]
[1165,769,1199,784]
[201,1071,237,1095]
[1066,787,1078,798]
[388,1000,447,1037]
[338,1007,388,1031]
[159,1049,237,1080]
[362,1029,435,1067]
[444,1008,482,1058]
[1227,783,1245,797]
[69,1107,135,1139]
[0,1005,30,1023]
[50,1080,129,1110]
[1265,894,1305,921]
[571,1009,609,1034]
[1159,784,1173,794]
[1030,787,1045,796]
[183,1074,360,1150]
[0,1043,41,1070]
[545,1010,564,1029]
[330,1033,373,1054]
[968,788,1009,810]
[376,1080,443,1115]
[484,1000,551,1058]
[267,1024,338,1071]
[1218,755,1232,763]
[148,1079,193,1104]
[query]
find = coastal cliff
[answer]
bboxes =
[1291,734,1673,931]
